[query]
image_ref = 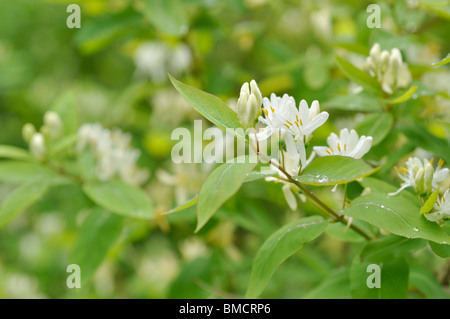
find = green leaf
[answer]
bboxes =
[322,92,381,112]
[245,216,328,298]
[358,177,420,207]
[83,180,154,219]
[196,156,257,232]
[429,241,450,258]
[354,113,394,145]
[141,0,187,36]
[163,196,198,216]
[245,168,276,182]
[409,265,449,299]
[334,54,380,93]
[0,161,57,183]
[342,193,450,244]
[326,220,374,243]
[420,188,440,215]
[432,53,450,66]
[0,180,50,228]
[397,123,450,164]
[0,145,32,161]
[51,91,79,135]
[169,75,245,140]
[350,257,409,299]
[360,235,427,262]
[70,209,123,285]
[48,134,78,156]
[294,156,378,186]
[304,268,351,299]
[386,85,418,104]
[74,9,141,54]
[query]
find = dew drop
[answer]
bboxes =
[413,227,419,232]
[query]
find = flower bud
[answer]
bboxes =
[424,163,434,193]
[237,80,262,129]
[390,48,402,77]
[370,43,381,64]
[380,50,390,72]
[22,123,36,143]
[414,167,424,193]
[30,133,46,160]
[44,111,63,138]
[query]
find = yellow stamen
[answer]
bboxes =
[262,108,268,116]
[330,147,334,153]
[344,144,347,151]
[296,114,299,122]
[270,106,275,113]
[394,166,400,174]
[430,157,434,165]
[326,149,332,155]
[438,159,444,167]
[443,196,446,203]
[337,143,341,152]
[283,124,290,129]
[299,118,303,125]
[286,120,293,126]
[400,167,408,174]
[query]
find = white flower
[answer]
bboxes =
[254,94,328,142]
[77,123,149,186]
[425,189,450,222]
[22,123,36,143]
[313,128,373,159]
[265,137,315,210]
[237,80,263,129]
[43,111,63,138]
[29,133,46,160]
[133,41,192,83]
[390,157,449,196]
[363,43,412,94]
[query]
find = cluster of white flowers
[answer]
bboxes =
[391,157,450,222]
[237,80,373,210]
[362,43,412,94]
[23,111,63,161]
[77,123,149,186]
[133,41,191,83]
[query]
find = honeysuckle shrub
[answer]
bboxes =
[0,0,449,299]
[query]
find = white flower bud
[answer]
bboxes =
[309,100,320,120]
[424,163,434,193]
[237,80,262,129]
[414,167,424,193]
[43,111,63,138]
[30,133,46,160]
[22,123,36,143]
[380,50,390,72]
[370,43,381,64]
[390,48,402,77]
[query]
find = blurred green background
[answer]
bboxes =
[0,0,449,298]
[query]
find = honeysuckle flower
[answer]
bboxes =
[313,128,373,159]
[363,43,412,94]
[253,93,296,141]
[77,123,149,186]
[278,100,329,143]
[253,94,328,142]
[265,137,315,210]
[425,189,450,222]
[389,157,449,196]
[237,80,263,129]
[29,133,46,160]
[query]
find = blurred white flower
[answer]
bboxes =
[390,157,449,196]
[150,88,195,127]
[425,189,450,222]
[77,123,149,186]
[43,111,63,138]
[313,128,373,159]
[29,132,46,160]
[133,41,191,83]
[3,274,45,299]
[22,123,36,143]
[363,43,412,94]
[179,237,210,261]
